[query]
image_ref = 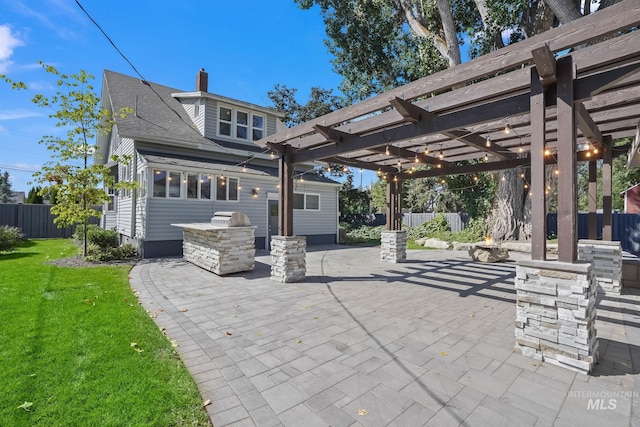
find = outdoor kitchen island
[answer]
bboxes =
[172,212,256,275]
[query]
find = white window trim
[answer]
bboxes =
[152,168,184,199]
[293,192,321,211]
[216,176,240,202]
[217,104,265,142]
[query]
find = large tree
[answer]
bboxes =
[1,63,134,256]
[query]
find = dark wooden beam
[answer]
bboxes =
[531,43,557,86]
[279,147,294,237]
[602,135,613,240]
[588,160,598,239]
[442,129,516,160]
[361,144,453,168]
[390,97,423,122]
[400,157,530,180]
[556,56,577,263]
[530,67,547,261]
[575,102,603,145]
[313,124,350,143]
[324,156,397,174]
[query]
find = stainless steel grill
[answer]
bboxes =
[210,211,251,227]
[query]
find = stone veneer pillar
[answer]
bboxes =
[515,259,598,374]
[271,236,306,283]
[578,239,622,294]
[380,230,406,263]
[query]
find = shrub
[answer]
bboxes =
[340,225,385,244]
[87,227,119,250]
[406,214,451,240]
[72,224,100,241]
[85,243,138,262]
[451,217,487,243]
[0,226,25,252]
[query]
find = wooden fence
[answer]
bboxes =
[0,204,100,238]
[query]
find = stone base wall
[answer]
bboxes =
[515,260,598,375]
[381,230,406,263]
[182,227,255,275]
[578,240,622,294]
[271,236,306,283]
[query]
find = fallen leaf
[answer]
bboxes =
[170,340,178,347]
[303,306,308,309]
[256,333,262,337]
[312,316,318,319]
[235,304,240,308]
[84,299,90,304]
[150,313,157,318]
[28,374,36,377]
[203,399,211,407]
[225,331,233,336]
[440,352,448,357]
[469,313,474,317]
[17,401,33,411]
[232,314,237,318]
[296,339,302,344]
[180,308,188,312]
[92,302,96,306]
[130,342,137,347]
[358,409,368,416]
[531,362,537,366]
[134,348,144,353]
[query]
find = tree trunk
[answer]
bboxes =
[397,0,461,67]
[544,0,582,24]
[435,0,462,67]
[473,0,505,49]
[487,168,525,241]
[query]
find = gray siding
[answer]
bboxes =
[266,115,277,136]
[204,98,218,138]
[293,184,338,236]
[145,175,275,241]
[112,137,136,237]
[180,98,205,135]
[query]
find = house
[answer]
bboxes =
[96,69,340,258]
[620,183,640,213]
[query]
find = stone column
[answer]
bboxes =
[578,240,622,294]
[515,260,598,375]
[381,230,406,263]
[271,236,306,283]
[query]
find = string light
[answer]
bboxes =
[524,183,529,189]
[385,145,390,156]
[555,169,560,175]
[242,163,247,172]
[424,145,429,155]
[393,175,398,182]
[484,153,489,162]
[343,166,348,173]
[586,151,591,158]
[270,151,275,159]
[439,144,444,160]
[502,175,506,181]
[473,176,478,181]
[376,168,382,176]
[437,164,442,168]
[504,123,512,134]
[414,153,419,163]
[520,173,525,178]
[544,147,551,156]
[485,136,491,148]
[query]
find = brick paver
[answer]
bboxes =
[130,246,640,426]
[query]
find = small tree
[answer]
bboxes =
[0,170,13,203]
[26,186,44,204]
[1,63,134,256]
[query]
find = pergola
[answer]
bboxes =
[257,0,640,266]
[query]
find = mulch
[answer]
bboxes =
[48,255,138,268]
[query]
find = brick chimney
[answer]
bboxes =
[196,68,208,92]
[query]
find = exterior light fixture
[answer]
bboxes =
[256,186,260,191]
[242,164,247,172]
[270,151,275,159]
[251,189,258,197]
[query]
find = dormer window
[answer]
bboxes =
[218,105,265,141]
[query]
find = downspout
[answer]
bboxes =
[131,147,137,240]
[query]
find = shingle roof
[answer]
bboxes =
[103,70,214,148]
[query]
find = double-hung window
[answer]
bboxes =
[293,192,320,210]
[216,176,239,201]
[218,105,265,142]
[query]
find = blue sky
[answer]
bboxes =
[0,0,381,193]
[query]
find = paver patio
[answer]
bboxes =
[129,246,640,426]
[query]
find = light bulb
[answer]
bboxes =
[385,145,390,156]
[486,137,491,147]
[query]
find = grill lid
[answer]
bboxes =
[211,211,251,227]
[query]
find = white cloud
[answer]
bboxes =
[0,24,24,73]
[0,109,42,120]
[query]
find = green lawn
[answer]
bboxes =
[0,239,210,427]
